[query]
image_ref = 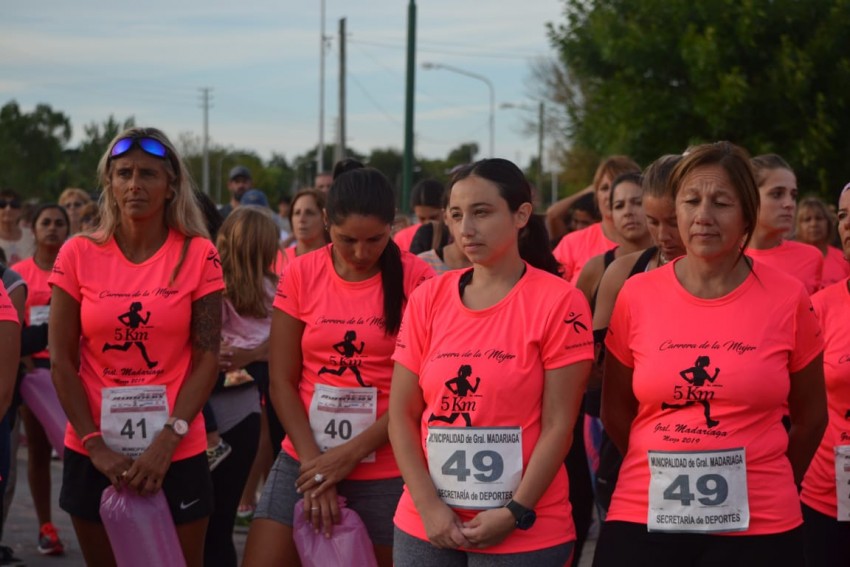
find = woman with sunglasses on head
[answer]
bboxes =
[11,204,71,555]
[59,188,93,236]
[242,166,434,567]
[48,127,224,566]
[595,142,826,566]
[0,189,34,265]
[389,159,593,566]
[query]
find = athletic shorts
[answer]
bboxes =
[254,451,402,547]
[393,527,574,567]
[59,448,213,525]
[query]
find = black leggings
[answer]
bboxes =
[250,361,285,459]
[203,413,261,567]
[802,502,850,567]
[565,409,593,567]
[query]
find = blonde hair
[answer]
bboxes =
[91,127,209,244]
[216,206,279,318]
[58,188,91,206]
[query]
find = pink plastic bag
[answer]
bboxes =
[293,497,378,567]
[20,367,67,458]
[100,486,186,567]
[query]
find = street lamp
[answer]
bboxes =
[500,101,545,194]
[422,61,495,158]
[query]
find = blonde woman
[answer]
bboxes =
[58,187,92,235]
[49,127,224,566]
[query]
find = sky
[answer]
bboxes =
[1,0,564,168]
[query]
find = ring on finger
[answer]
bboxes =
[314,473,325,483]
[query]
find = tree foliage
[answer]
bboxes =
[548,0,850,197]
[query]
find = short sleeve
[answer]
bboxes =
[552,236,576,281]
[273,259,302,320]
[402,252,436,294]
[48,238,82,302]
[191,239,225,301]
[541,287,594,369]
[789,288,824,373]
[0,282,18,324]
[393,283,430,374]
[604,282,635,368]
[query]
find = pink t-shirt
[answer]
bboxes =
[392,266,594,553]
[746,240,823,295]
[275,244,434,480]
[12,257,51,359]
[49,231,224,460]
[552,222,617,283]
[0,282,18,324]
[822,246,850,288]
[605,260,823,535]
[393,223,420,252]
[801,279,850,518]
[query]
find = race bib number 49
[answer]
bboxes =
[426,426,522,510]
[101,386,169,458]
[648,448,749,533]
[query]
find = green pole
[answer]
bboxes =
[401,0,416,213]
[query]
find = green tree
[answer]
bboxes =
[0,101,72,198]
[60,115,136,192]
[547,0,850,196]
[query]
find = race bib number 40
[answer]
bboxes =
[648,448,749,533]
[426,426,522,510]
[309,384,377,463]
[101,386,169,458]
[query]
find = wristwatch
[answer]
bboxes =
[164,416,189,438]
[505,499,536,530]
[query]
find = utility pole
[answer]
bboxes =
[199,87,213,196]
[318,0,327,178]
[537,101,544,194]
[335,18,347,166]
[401,0,416,213]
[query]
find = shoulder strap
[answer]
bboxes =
[628,247,658,278]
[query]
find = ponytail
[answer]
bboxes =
[519,214,562,276]
[379,239,404,335]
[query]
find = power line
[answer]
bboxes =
[348,38,541,60]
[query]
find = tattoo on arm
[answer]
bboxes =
[191,292,222,354]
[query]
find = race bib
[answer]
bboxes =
[426,426,523,510]
[834,445,850,521]
[648,448,749,533]
[309,384,377,463]
[101,386,169,458]
[30,305,50,326]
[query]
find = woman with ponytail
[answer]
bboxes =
[243,166,434,567]
[389,159,593,565]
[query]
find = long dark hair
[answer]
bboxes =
[325,167,405,335]
[448,159,562,276]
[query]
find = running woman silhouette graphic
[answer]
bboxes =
[661,355,720,427]
[102,301,158,368]
[317,330,368,386]
[428,364,481,427]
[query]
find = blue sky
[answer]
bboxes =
[2,0,563,165]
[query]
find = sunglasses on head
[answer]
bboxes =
[0,199,21,209]
[109,136,169,161]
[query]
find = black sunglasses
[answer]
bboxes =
[0,199,21,210]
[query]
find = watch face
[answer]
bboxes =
[172,419,189,436]
[517,510,536,530]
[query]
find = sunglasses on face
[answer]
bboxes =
[109,136,169,161]
[63,201,85,209]
[0,199,21,209]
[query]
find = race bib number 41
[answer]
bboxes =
[834,445,850,521]
[648,448,749,533]
[426,426,522,510]
[101,386,169,458]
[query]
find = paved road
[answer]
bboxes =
[2,448,595,566]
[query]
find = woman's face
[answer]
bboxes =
[796,205,829,246]
[0,195,22,226]
[594,173,614,220]
[60,194,87,227]
[644,194,685,262]
[757,168,797,236]
[329,214,391,275]
[110,148,172,223]
[569,209,596,232]
[291,194,324,244]
[676,164,747,262]
[611,181,648,244]
[447,175,530,267]
[837,190,850,258]
[33,208,69,248]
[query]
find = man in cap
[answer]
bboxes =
[221,165,252,218]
